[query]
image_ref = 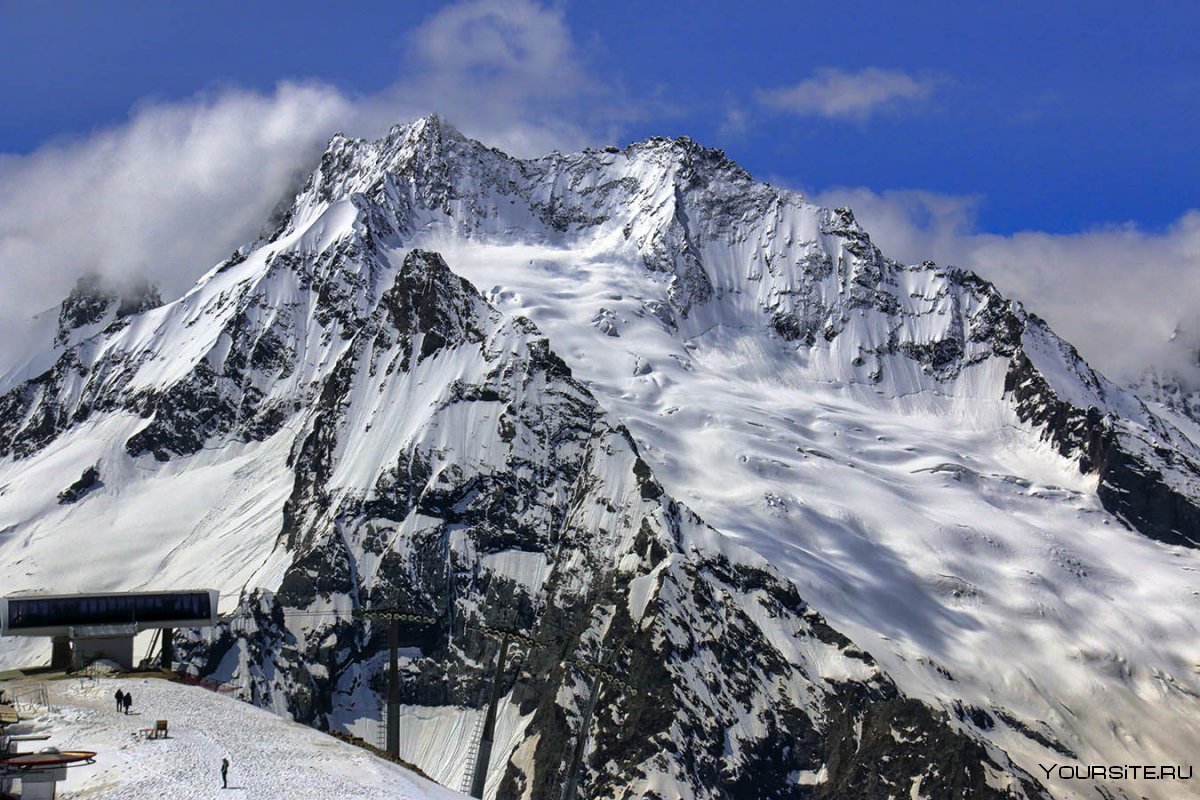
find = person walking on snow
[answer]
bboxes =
[114,689,124,711]
[122,692,132,714]
[221,757,230,789]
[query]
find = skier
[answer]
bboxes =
[122,692,132,714]
[221,757,230,789]
[114,688,124,711]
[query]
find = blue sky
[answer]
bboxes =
[2,1,1196,233]
[0,0,1197,382]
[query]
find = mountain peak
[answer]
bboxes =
[406,112,458,138]
[621,132,753,181]
[379,248,492,366]
[393,248,463,292]
[381,112,472,155]
[56,273,116,338]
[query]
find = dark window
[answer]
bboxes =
[7,592,212,629]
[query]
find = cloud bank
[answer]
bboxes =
[0,83,352,323]
[814,187,1200,387]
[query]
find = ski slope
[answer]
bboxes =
[1,674,464,800]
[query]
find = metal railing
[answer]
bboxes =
[172,672,247,700]
[7,682,54,713]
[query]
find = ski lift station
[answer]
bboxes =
[0,590,219,671]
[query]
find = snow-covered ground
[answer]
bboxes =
[0,675,464,799]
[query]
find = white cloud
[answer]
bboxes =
[410,0,580,95]
[368,0,610,157]
[0,0,620,365]
[757,67,936,120]
[814,186,1200,387]
[0,82,352,349]
[717,105,750,140]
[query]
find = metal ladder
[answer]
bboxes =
[375,698,387,751]
[459,710,486,794]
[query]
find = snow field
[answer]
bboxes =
[1,675,465,799]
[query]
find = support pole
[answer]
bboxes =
[160,627,174,671]
[350,609,438,762]
[469,636,511,799]
[555,654,637,800]
[50,637,72,671]
[387,618,400,757]
[560,672,604,800]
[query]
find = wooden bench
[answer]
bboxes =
[139,720,169,739]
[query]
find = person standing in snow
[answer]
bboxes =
[221,757,230,789]
[122,692,132,714]
[114,688,124,711]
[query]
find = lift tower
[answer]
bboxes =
[467,624,543,799]
[352,608,438,757]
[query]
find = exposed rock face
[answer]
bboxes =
[1133,367,1200,425]
[56,274,119,344]
[57,464,102,504]
[1001,320,1200,547]
[55,274,163,344]
[2,115,1198,798]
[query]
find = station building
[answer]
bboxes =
[0,590,219,671]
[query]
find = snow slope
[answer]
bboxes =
[0,674,463,799]
[425,238,1200,800]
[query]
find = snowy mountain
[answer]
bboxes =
[1136,372,1200,436]
[2,115,1199,799]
